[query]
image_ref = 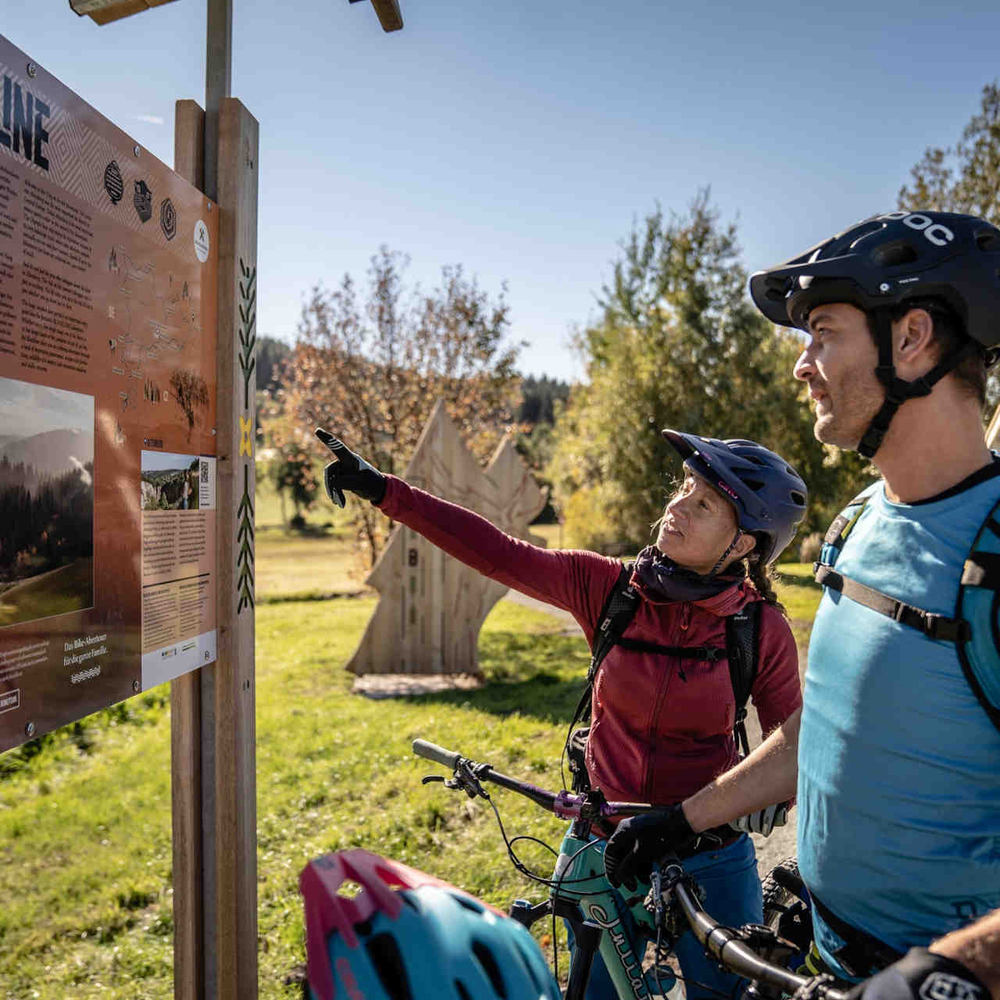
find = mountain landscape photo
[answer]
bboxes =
[0,379,95,629]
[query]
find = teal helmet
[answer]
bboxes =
[301,849,560,1000]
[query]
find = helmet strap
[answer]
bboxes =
[857,309,977,459]
[707,528,744,577]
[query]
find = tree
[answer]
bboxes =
[517,374,570,424]
[267,425,319,528]
[285,246,522,565]
[899,82,1000,223]
[899,81,1000,411]
[256,335,291,392]
[546,192,869,555]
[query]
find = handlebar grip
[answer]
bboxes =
[412,739,462,770]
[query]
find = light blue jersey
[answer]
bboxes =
[798,469,1000,977]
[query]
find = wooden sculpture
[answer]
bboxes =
[347,400,547,677]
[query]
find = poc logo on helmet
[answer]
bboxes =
[877,211,955,247]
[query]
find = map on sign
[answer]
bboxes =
[0,35,220,753]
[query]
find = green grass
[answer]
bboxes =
[0,558,95,629]
[773,562,823,657]
[0,536,823,999]
[0,594,588,999]
[255,531,367,600]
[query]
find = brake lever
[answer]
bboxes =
[420,764,489,800]
[650,864,665,930]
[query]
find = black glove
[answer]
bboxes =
[603,805,697,891]
[846,948,988,1000]
[315,429,387,507]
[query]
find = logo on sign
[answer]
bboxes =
[104,160,123,204]
[194,218,210,263]
[160,198,176,240]
[134,180,152,222]
[0,688,20,714]
[0,75,51,171]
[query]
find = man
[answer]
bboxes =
[604,211,1000,1000]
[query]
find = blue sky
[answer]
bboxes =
[4,1,999,381]
[0,376,93,438]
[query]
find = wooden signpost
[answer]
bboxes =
[6,3,397,996]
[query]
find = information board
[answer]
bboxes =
[0,36,220,752]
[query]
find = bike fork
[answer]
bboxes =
[510,896,604,1000]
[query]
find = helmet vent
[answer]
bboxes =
[455,982,473,1000]
[870,239,918,268]
[366,933,414,1000]
[513,939,548,995]
[471,940,507,998]
[742,477,766,493]
[976,229,1000,253]
[790,490,806,507]
[450,893,485,914]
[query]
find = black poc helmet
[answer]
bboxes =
[749,211,1000,457]
[662,430,807,565]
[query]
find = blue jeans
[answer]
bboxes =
[565,833,763,1000]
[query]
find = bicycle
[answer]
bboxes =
[411,738,847,1000]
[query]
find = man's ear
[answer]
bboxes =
[894,308,936,370]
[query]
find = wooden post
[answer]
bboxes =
[213,96,259,1000]
[171,98,207,1000]
[170,95,258,1000]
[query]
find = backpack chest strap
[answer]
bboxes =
[814,563,971,642]
[613,637,726,661]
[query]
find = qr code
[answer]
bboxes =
[200,459,209,485]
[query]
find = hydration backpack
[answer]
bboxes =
[566,563,762,789]
[814,487,1000,734]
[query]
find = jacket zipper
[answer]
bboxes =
[642,602,691,800]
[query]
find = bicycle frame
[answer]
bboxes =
[412,738,847,1000]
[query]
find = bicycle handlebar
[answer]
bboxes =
[662,861,847,1000]
[413,738,660,819]
[412,739,462,770]
[413,737,850,1000]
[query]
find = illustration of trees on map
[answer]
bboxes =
[170,370,210,441]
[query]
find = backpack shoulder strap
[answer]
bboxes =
[587,562,639,685]
[725,599,762,758]
[956,493,1000,735]
[817,487,876,568]
[568,563,638,727]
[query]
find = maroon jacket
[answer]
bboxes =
[379,476,801,806]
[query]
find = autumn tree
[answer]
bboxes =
[546,192,869,555]
[286,246,522,565]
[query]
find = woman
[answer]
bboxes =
[316,425,806,1000]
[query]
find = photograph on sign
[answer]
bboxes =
[0,35,220,752]
[139,450,217,689]
[0,376,94,630]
